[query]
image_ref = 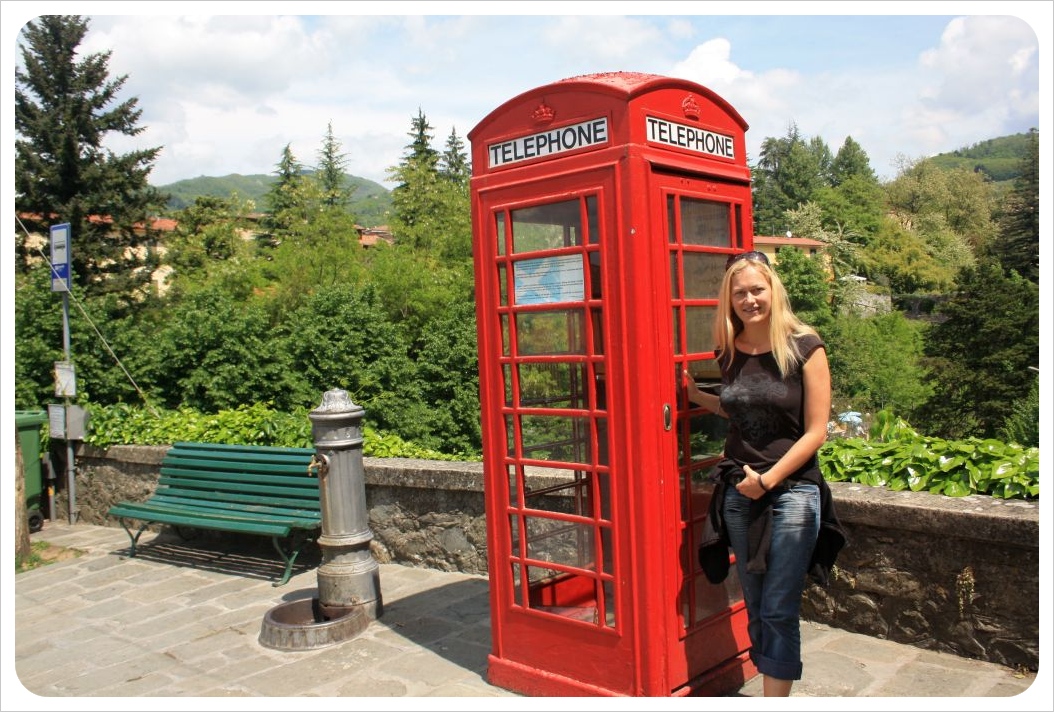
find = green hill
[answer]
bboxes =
[925,132,1032,184]
[156,172,394,227]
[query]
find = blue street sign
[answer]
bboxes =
[50,223,71,292]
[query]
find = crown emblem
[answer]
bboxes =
[531,101,555,124]
[681,94,701,120]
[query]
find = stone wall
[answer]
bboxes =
[55,444,1038,672]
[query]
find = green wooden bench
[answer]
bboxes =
[107,442,321,586]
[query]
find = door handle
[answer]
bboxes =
[663,404,672,431]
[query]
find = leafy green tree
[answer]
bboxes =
[916,260,1038,439]
[1000,375,1039,447]
[142,288,306,412]
[13,268,66,408]
[362,243,473,341]
[404,300,483,454]
[829,136,876,186]
[824,311,931,417]
[783,201,859,281]
[752,126,799,234]
[280,285,418,433]
[809,173,885,246]
[14,263,165,411]
[751,124,832,235]
[772,244,832,331]
[316,121,351,210]
[857,216,954,294]
[931,167,997,256]
[15,15,167,298]
[989,128,1038,282]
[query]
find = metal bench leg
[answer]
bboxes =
[270,532,310,587]
[118,519,151,557]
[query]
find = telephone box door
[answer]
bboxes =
[473,169,640,695]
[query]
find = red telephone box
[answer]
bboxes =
[468,72,757,697]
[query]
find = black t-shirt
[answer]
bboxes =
[719,333,825,486]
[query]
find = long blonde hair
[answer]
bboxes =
[713,256,817,377]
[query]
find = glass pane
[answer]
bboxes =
[669,252,681,299]
[596,417,609,469]
[681,198,731,247]
[672,308,682,355]
[525,515,594,570]
[687,358,722,382]
[522,465,591,516]
[693,572,736,621]
[508,463,520,508]
[687,412,728,462]
[603,577,617,628]
[518,362,588,409]
[513,254,585,306]
[515,310,585,355]
[498,263,508,305]
[511,200,583,253]
[685,305,717,354]
[683,252,727,299]
[510,513,521,555]
[501,314,511,355]
[497,212,507,256]
[503,364,514,406]
[505,414,516,456]
[512,562,522,606]
[525,566,602,625]
[588,252,602,299]
[586,195,599,246]
[667,194,677,244]
[521,415,592,464]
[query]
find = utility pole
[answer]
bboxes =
[50,223,78,524]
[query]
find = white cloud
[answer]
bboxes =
[9,10,1045,188]
[668,14,1042,178]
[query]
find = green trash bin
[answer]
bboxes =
[15,410,48,532]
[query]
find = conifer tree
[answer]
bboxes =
[15,15,166,297]
[990,128,1039,283]
[439,127,471,185]
[316,121,350,209]
[263,143,305,236]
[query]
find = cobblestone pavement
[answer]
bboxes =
[8,522,1046,710]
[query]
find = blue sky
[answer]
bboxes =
[5,3,1048,189]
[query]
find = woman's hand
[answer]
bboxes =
[682,369,702,403]
[737,464,769,500]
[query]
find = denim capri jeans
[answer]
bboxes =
[723,480,821,680]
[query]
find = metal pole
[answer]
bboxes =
[61,290,77,524]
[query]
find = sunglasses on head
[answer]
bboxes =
[725,250,770,271]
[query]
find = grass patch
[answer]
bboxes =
[15,540,83,573]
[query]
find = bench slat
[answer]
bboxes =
[150,486,316,509]
[159,467,319,488]
[108,504,295,536]
[110,498,319,526]
[146,493,321,521]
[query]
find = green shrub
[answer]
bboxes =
[819,409,1038,499]
[83,402,478,461]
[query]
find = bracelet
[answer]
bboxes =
[758,475,771,492]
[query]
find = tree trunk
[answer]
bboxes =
[15,425,32,563]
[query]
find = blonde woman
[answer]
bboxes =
[684,250,833,697]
